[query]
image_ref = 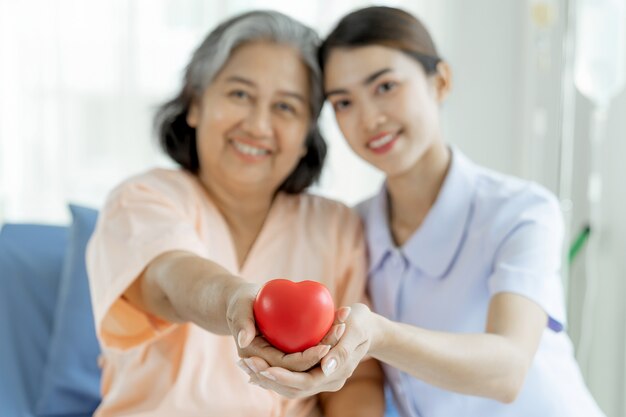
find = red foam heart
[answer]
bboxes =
[253,279,335,353]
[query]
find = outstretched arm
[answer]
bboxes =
[244,294,546,404]
[367,293,546,403]
[123,250,258,348]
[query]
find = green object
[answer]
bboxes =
[568,225,591,265]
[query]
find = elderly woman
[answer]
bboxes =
[86,10,383,417]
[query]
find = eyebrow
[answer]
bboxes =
[226,76,306,103]
[325,68,393,98]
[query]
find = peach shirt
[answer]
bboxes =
[86,168,367,417]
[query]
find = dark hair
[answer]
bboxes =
[154,10,326,194]
[319,6,442,75]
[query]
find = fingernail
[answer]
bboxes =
[243,358,258,373]
[236,360,253,375]
[248,378,258,386]
[238,330,247,348]
[260,371,276,381]
[322,358,337,376]
[336,323,346,339]
[338,307,351,323]
[319,344,331,357]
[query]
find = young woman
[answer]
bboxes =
[86,10,383,417]
[241,6,605,417]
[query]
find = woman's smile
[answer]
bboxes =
[228,138,273,162]
[367,130,401,154]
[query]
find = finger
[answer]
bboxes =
[238,357,277,391]
[243,356,270,374]
[257,366,325,390]
[313,307,351,350]
[239,337,320,371]
[335,306,352,323]
[238,336,273,358]
[236,322,256,349]
[319,322,346,347]
[279,344,330,372]
[320,330,367,377]
[247,373,301,398]
[319,305,370,376]
[226,285,258,349]
[243,341,330,372]
[236,359,254,377]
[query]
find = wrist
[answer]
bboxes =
[190,271,240,327]
[368,311,389,357]
[222,278,248,314]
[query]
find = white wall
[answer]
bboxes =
[435,1,528,177]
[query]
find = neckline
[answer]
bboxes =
[190,175,286,276]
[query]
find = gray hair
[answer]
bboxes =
[186,10,323,117]
[154,10,327,194]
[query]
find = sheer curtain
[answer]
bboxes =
[0,0,435,224]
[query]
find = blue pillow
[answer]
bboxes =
[0,223,68,415]
[35,205,102,415]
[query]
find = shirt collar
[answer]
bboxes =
[365,147,477,278]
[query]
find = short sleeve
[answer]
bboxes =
[86,170,208,350]
[487,190,567,331]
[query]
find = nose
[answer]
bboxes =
[359,100,387,133]
[243,104,273,138]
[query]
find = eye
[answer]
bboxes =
[228,89,251,101]
[376,81,397,94]
[275,101,296,114]
[332,99,352,112]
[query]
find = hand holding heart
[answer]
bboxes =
[236,279,347,372]
[253,279,335,353]
[238,303,376,399]
[224,281,260,351]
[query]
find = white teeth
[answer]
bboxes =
[369,134,395,149]
[231,140,270,156]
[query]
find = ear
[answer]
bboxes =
[187,99,200,128]
[433,61,452,103]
